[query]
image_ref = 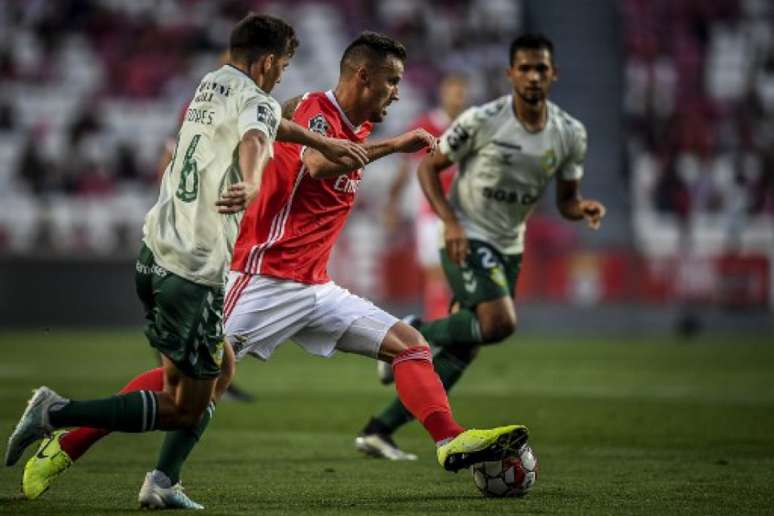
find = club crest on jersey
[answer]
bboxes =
[309,114,330,136]
[540,149,557,173]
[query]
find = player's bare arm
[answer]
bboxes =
[555,178,606,230]
[281,95,304,120]
[277,118,368,167]
[216,128,273,214]
[417,149,468,265]
[303,127,435,179]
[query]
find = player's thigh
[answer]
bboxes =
[173,372,217,422]
[223,272,315,360]
[145,261,225,381]
[440,240,520,310]
[297,283,416,360]
[156,353,215,427]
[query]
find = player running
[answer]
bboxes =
[6,13,368,509]
[356,33,606,460]
[224,31,528,476]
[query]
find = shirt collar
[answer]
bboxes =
[325,89,360,132]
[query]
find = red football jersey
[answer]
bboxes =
[231,90,372,284]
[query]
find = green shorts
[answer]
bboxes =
[135,244,224,379]
[440,239,522,309]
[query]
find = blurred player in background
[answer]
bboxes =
[356,33,606,460]
[225,31,529,477]
[383,73,469,322]
[8,13,367,510]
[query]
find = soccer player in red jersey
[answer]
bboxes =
[224,32,528,474]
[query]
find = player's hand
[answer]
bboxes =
[318,138,368,168]
[215,182,258,214]
[580,199,606,230]
[394,128,437,154]
[444,220,469,266]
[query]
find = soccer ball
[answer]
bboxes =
[470,445,538,497]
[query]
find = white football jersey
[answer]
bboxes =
[143,65,281,287]
[438,95,587,255]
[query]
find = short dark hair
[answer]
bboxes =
[229,13,299,65]
[340,31,407,74]
[509,33,554,64]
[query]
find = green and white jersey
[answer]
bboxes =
[438,95,587,255]
[143,65,281,287]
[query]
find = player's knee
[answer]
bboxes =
[393,322,430,351]
[479,313,517,344]
[379,325,430,363]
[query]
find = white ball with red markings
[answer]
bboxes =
[470,445,538,497]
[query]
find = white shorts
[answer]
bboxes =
[416,214,442,268]
[223,272,399,361]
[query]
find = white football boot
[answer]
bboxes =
[355,433,418,461]
[138,470,204,510]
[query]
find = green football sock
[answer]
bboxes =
[419,308,482,348]
[156,402,214,485]
[375,349,471,433]
[48,390,159,432]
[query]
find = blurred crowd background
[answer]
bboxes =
[0,0,771,330]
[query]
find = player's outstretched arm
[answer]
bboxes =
[417,150,468,265]
[555,178,606,230]
[276,118,368,168]
[303,128,436,179]
[215,128,272,214]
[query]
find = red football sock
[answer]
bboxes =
[60,367,165,460]
[392,346,465,443]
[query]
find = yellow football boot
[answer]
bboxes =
[437,424,529,472]
[22,430,73,500]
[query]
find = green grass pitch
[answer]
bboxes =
[1,329,773,515]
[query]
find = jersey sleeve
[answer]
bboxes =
[438,106,484,162]
[238,94,282,144]
[291,96,338,158]
[558,120,587,181]
[293,97,333,137]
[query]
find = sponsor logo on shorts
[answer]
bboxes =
[462,269,478,293]
[490,267,507,288]
[136,262,168,277]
